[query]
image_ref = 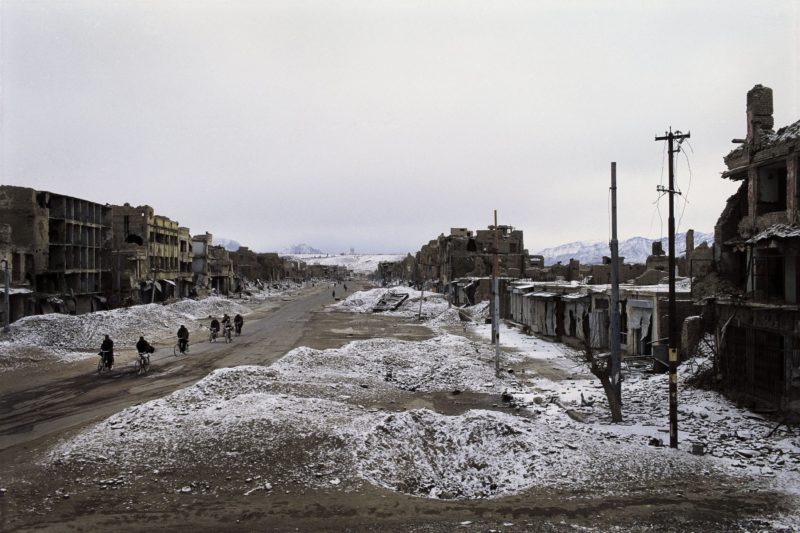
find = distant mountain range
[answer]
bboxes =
[212,237,241,252]
[536,231,714,266]
[283,243,324,255]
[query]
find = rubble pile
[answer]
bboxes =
[621,361,800,476]
[272,335,514,394]
[334,287,449,319]
[354,406,717,500]
[356,408,544,498]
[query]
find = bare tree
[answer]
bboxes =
[582,316,623,422]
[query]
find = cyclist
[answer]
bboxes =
[221,314,231,328]
[177,324,189,354]
[100,334,114,370]
[233,314,243,335]
[136,336,155,355]
[209,317,220,341]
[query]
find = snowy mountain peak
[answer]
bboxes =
[536,232,713,266]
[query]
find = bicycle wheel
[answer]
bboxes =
[97,358,104,374]
[143,355,150,373]
[137,358,145,376]
[174,344,180,357]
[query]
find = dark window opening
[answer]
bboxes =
[756,162,788,216]
[125,234,144,246]
[752,250,785,301]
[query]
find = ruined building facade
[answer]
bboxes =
[714,84,800,411]
[408,226,532,291]
[111,203,192,302]
[0,186,112,318]
[0,187,318,324]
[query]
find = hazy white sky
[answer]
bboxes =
[2,1,798,253]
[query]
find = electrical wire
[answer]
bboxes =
[648,141,668,241]
[677,141,694,233]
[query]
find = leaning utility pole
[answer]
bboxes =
[609,162,621,404]
[492,210,501,377]
[655,127,690,449]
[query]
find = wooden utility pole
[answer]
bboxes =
[609,162,621,404]
[492,210,501,377]
[655,127,690,449]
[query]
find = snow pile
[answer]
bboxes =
[273,335,512,394]
[0,303,183,354]
[356,409,543,498]
[170,296,249,320]
[49,366,374,487]
[334,287,449,318]
[354,407,717,499]
[0,296,253,368]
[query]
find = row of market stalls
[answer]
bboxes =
[449,277,697,360]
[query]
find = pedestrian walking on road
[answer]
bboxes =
[332,289,336,299]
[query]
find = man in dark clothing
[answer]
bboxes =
[209,318,220,341]
[100,334,114,369]
[177,325,189,353]
[136,336,155,354]
[233,314,243,335]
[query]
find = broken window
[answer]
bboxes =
[756,162,788,216]
[751,250,785,301]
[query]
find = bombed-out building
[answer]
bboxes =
[0,186,112,317]
[411,226,532,292]
[713,84,800,411]
[111,203,191,302]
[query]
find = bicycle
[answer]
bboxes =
[97,350,112,374]
[209,328,218,343]
[223,324,233,343]
[136,351,151,375]
[174,339,190,356]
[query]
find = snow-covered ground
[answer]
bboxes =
[45,288,800,523]
[0,283,304,372]
[284,253,406,274]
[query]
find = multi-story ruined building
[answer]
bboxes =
[208,245,234,294]
[411,226,531,291]
[111,204,189,302]
[714,84,800,411]
[0,186,112,316]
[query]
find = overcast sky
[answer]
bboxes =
[2,1,798,254]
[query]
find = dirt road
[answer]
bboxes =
[0,285,794,532]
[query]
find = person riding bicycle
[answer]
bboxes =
[222,317,234,339]
[136,336,155,355]
[209,317,220,340]
[100,334,114,370]
[233,313,243,335]
[177,325,189,353]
